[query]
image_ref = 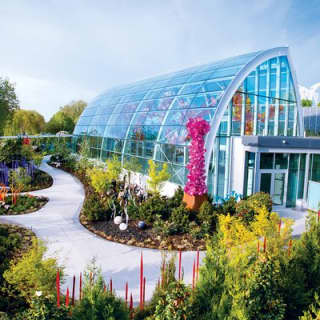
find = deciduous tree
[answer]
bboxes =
[0,77,19,135]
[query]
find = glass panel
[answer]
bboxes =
[275,153,288,169]
[217,137,227,198]
[257,98,266,135]
[311,154,320,182]
[143,111,166,125]
[279,102,286,136]
[180,83,203,95]
[260,173,272,194]
[260,153,274,169]
[159,126,186,145]
[298,154,306,199]
[273,173,285,205]
[170,95,194,110]
[184,108,215,124]
[268,102,276,136]
[286,154,299,207]
[232,92,243,135]
[245,94,254,135]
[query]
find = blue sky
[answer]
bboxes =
[0,0,319,120]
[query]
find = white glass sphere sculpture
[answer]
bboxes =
[114,216,122,225]
[119,223,128,231]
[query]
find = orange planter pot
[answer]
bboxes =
[183,192,208,211]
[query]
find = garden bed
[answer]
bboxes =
[49,161,207,251]
[0,194,48,215]
[22,169,53,192]
[81,217,206,251]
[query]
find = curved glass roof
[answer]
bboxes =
[74,50,263,145]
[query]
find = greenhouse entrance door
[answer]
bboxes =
[259,170,288,207]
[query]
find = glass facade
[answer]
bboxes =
[73,48,300,200]
[303,107,320,136]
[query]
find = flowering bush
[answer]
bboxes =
[184,118,210,196]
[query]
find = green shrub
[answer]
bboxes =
[249,192,272,212]
[221,196,237,216]
[230,253,286,320]
[0,139,23,163]
[138,195,170,223]
[299,294,320,320]
[72,263,128,320]
[197,201,217,232]
[153,218,175,237]
[235,199,256,225]
[3,238,62,303]
[9,168,32,191]
[189,221,210,239]
[153,282,192,320]
[281,214,320,320]
[147,160,171,193]
[0,226,23,311]
[167,187,184,209]
[0,312,9,320]
[168,205,191,235]
[16,295,71,320]
[126,200,140,220]
[144,253,178,317]
[82,193,111,222]
[235,192,272,225]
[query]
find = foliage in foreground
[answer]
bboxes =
[189,211,320,320]
[71,262,129,320]
[16,295,71,320]
[3,238,62,303]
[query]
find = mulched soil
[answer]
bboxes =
[50,161,206,251]
[83,218,206,251]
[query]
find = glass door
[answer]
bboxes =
[259,170,287,207]
[272,172,286,206]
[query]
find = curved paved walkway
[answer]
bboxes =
[0,160,203,302]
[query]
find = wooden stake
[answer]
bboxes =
[278,219,282,233]
[110,278,113,293]
[257,240,260,253]
[263,237,267,253]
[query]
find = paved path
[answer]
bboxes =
[0,160,202,302]
[276,207,308,237]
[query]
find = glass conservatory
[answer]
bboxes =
[73,47,320,207]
